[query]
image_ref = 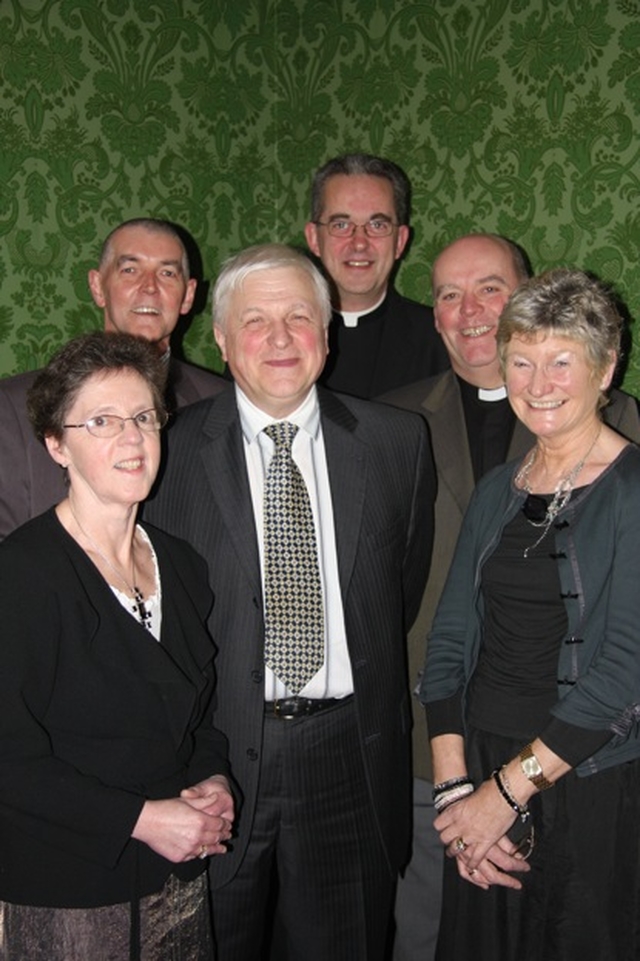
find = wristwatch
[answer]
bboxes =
[519,743,553,791]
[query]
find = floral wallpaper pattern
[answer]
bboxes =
[1,0,639,394]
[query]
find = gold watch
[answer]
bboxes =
[519,743,553,791]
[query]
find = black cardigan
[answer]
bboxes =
[0,510,229,907]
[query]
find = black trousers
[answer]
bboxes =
[211,698,394,961]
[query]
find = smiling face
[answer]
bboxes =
[433,235,523,387]
[504,333,615,443]
[88,224,196,353]
[46,369,162,509]
[214,265,329,418]
[304,174,409,312]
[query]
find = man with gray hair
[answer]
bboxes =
[145,243,436,960]
[0,217,224,539]
[305,153,449,398]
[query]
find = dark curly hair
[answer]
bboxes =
[27,331,168,444]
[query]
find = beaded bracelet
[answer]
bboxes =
[433,775,473,795]
[434,782,475,813]
[492,767,530,823]
[433,776,474,811]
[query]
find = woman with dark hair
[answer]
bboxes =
[422,269,640,959]
[0,331,234,960]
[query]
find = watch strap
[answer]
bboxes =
[519,743,554,791]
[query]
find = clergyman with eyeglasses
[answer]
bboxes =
[305,153,450,398]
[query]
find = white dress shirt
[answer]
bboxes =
[236,385,354,700]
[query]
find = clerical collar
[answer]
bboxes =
[340,291,387,328]
[477,385,507,402]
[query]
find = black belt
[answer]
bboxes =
[264,694,353,719]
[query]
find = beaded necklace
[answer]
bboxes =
[515,425,601,558]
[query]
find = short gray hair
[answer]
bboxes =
[497,268,622,379]
[27,331,167,443]
[99,218,191,278]
[212,244,332,331]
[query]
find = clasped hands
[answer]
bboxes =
[132,774,235,863]
[434,777,530,891]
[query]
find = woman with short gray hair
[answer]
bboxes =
[423,268,640,959]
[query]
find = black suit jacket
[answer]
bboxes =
[0,357,225,541]
[145,385,435,883]
[0,511,228,907]
[319,286,450,399]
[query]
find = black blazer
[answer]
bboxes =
[0,510,229,908]
[0,358,226,541]
[145,385,435,884]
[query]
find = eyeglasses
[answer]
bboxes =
[63,408,168,438]
[314,218,397,239]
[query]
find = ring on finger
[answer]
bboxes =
[198,845,208,859]
[454,836,468,853]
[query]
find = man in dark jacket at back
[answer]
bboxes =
[0,217,224,539]
[305,153,449,398]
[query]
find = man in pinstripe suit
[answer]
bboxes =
[145,243,435,961]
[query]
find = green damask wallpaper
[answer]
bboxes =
[1,0,639,394]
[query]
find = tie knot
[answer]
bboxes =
[264,421,298,452]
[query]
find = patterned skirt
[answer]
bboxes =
[0,871,213,961]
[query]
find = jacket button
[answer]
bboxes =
[251,670,263,683]
[247,748,258,761]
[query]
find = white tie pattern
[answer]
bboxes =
[263,422,324,693]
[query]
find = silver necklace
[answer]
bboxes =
[516,425,601,558]
[69,504,152,629]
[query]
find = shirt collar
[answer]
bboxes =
[236,385,321,445]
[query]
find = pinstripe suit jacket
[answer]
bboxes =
[381,369,640,781]
[145,383,435,884]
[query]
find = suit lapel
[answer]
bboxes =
[199,391,263,597]
[423,372,475,515]
[318,389,368,598]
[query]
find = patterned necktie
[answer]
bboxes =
[263,422,325,694]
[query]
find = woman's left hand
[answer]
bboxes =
[434,779,529,886]
[131,788,234,863]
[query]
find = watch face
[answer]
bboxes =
[522,755,542,779]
